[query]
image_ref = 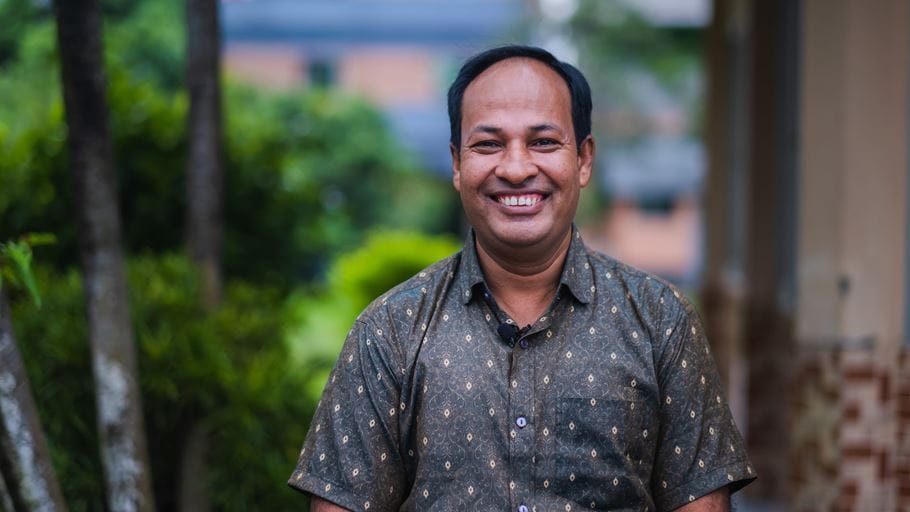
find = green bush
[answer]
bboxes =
[330,230,462,312]
[12,256,319,511]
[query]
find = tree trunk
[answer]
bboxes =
[1,473,14,512]
[52,1,156,511]
[179,0,223,510]
[0,291,69,512]
[185,0,224,310]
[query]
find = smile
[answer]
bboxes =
[495,193,545,207]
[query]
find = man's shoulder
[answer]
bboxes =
[583,244,693,318]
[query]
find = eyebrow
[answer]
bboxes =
[529,123,562,133]
[468,123,564,136]
[471,125,502,135]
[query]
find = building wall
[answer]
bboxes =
[338,49,437,107]
[708,0,910,508]
[223,43,307,90]
[223,44,438,105]
[797,0,909,345]
[793,0,909,509]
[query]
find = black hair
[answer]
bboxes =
[447,45,592,152]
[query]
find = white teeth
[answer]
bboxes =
[499,195,540,207]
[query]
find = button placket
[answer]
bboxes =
[508,326,536,509]
[508,306,564,509]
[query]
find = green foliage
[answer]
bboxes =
[0,0,152,69]
[105,0,186,91]
[129,255,317,510]
[220,86,456,283]
[0,233,55,306]
[286,230,460,401]
[0,0,50,67]
[570,0,705,139]
[331,230,461,312]
[0,0,458,286]
[570,0,703,102]
[13,255,320,510]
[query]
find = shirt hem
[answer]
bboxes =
[652,459,756,511]
[287,471,375,512]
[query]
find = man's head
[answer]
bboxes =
[448,45,593,152]
[447,45,595,258]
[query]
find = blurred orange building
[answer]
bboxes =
[222,0,526,177]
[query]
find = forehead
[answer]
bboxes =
[461,58,572,123]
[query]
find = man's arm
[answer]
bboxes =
[674,486,730,512]
[310,496,351,512]
[288,316,408,509]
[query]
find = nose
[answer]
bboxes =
[494,143,538,184]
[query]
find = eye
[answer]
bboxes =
[531,138,560,147]
[470,140,502,152]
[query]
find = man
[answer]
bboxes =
[288,45,755,511]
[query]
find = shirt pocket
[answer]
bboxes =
[555,387,654,510]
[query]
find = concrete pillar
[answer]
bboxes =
[703,0,752,433]
[742,0,800,503]
[794,0,909,509]
[797,0,908,346]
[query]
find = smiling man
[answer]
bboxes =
[288,45,755,512]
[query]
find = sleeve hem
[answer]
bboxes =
[653,459,756,511]
[287,471,373,512]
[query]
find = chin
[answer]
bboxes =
[488,222,554,248]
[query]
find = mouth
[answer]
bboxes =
[491,192,547,208]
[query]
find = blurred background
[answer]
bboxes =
[0,0,906,510]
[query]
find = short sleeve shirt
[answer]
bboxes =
[288,228,756,511]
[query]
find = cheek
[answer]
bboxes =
[539,160,581,190]
[457,159,494,191]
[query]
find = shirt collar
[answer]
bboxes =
[457,225,594,305]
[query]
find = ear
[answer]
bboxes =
[450,143,462,192]
[576,135,595,188]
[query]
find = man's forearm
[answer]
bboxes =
[310,496,351,512]
[674,486,730,512]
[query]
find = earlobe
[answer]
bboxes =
[450,143,461,192]
[577,136,595,188]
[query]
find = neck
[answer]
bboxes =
[475,229,572,326]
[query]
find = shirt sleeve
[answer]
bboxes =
[288,313,408,512]
[650,294,756,511]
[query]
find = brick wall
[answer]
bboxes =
[791,344,910,511]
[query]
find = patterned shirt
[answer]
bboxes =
[288,228,755,511]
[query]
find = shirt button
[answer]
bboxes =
[518,506,529,512]
[516,416,528,428]
[519,339,529,349]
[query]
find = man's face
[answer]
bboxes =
[451,58,594,255]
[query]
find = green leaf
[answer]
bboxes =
[2,241,41,307]
[20,232,56,247]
